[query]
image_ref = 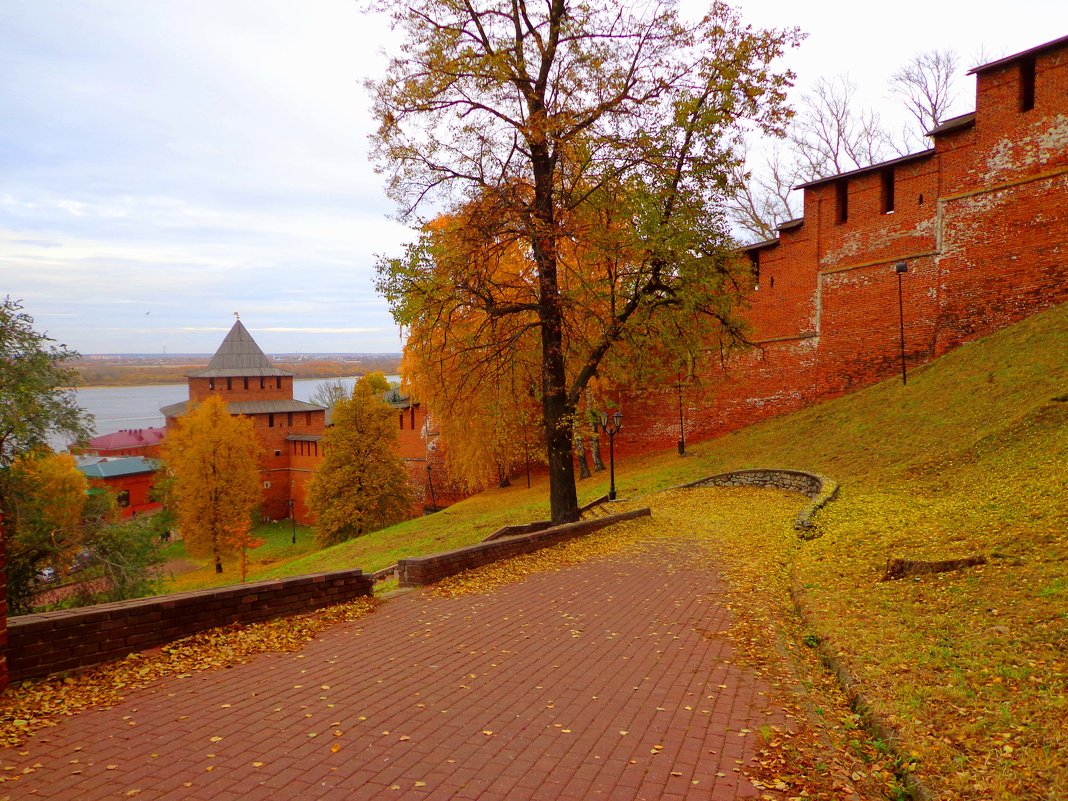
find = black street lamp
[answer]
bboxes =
[426,462,437,512]
[895,261,908,385]
[675,371,686,456]
[289,497,296,545]
[596,409,623,500]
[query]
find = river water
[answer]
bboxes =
[64,376,378,448]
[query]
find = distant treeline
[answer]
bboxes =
[73,356,402,387]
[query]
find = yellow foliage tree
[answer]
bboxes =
[4,452,110,612]
[307,378,415,546]
[159,395,263,574]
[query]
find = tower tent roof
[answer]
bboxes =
[189,320,294,378]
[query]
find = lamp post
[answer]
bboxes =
[676,371,686,456]
[426,462,437,512]
[895,261,908,385]
[596,409,623,500]
[289,497,296,545]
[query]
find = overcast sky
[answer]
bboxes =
[2,1,1065,354]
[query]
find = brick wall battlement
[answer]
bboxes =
[611,36,1068,458]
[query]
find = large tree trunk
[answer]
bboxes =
[530,135,580,525]
[540,306,578,523]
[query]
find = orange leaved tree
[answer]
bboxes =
[307,377,415,546]
[159,395,263,574]
[371,0,799,523]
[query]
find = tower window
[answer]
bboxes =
[260,376,265,389]
[243,377,249,390]
[835,180,848,224]
[881,168,895,214]
[1020,56,1036,112]
[276,377,282,389]
[226,377,232,391]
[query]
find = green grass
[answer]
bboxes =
[157,301,1068,799]
[160,519,320,592]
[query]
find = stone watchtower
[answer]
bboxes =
[161,319,327,522]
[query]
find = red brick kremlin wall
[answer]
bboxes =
[611,37,1068,457]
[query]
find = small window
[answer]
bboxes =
[399,412,405,430]
[881,168,895,214]
[305,412,311,425]
[835,180,848,224]
[208,378,215,390]
[1020,56,1036,112]
[275,377,282,389]
[226,377,232,390]
[769,275,775,289]
[260,376,265,389]
[918,193,924,205]
[287,412,293,426]
[116,490,130,508]
[749,251,760,290]
[274,449,282,457]
[243,377,249,390]
[268,413,275,428]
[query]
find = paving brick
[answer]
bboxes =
[0,545,793,800]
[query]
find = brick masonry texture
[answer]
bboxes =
[0,538,788,801]
[397,508,651,587]
[6,569,372,683]
[612,38,1068,457]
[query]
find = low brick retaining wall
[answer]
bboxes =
[7,569,372,683]
[481,495,612,542]
[399,507,651,587]
[679,469,839,536]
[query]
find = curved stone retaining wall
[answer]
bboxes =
[679,469,839,537]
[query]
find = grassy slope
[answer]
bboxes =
[162,302,1067,798]
[233,300,1065,586]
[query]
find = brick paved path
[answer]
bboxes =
[1,540,788,800]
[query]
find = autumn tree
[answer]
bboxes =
[159,395,263,574]
[728,49,965,240]
[371,0,799,523]
[360,371,393,395]
[2,453,111,613]
[890,49,961,152]
[310,379,350,410]
[306,377,415,546]
[1,299,95,612]
[0,298,92,485]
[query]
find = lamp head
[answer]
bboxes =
[895,261,908,274]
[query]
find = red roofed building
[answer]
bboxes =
[75,456,162,519]
[71,427,167,459]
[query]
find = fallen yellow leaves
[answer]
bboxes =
[0,597,378,748]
